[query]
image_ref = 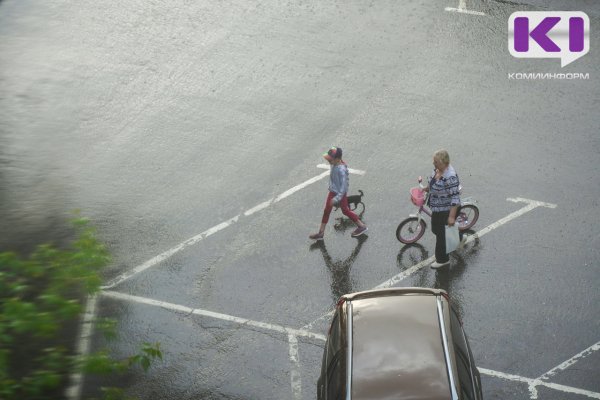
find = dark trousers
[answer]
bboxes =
[431,209,463,263]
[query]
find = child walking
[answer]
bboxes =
[309,146,368,240]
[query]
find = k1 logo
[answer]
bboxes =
[508,11,589,67]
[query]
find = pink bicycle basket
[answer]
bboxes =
[410,187,425,206]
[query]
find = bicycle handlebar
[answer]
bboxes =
[417,175,463,193]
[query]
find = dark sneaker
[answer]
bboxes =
[351,226,368,237]
[309,232,324,241]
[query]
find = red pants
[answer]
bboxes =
[321,191,360,224]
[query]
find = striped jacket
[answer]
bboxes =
[428,165,461,212]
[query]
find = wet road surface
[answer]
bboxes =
[1,0,599,399]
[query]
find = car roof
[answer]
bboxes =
[349,291,451,400]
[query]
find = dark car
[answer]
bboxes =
[317,287,483,400]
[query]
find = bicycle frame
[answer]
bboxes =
[409,193,432,228]
[408,184,477,228]
[397,177,479,244]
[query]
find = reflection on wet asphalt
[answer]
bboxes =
[310,235,368,305]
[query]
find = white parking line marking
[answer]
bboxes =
[507,197,557,209]
[373,255,436,290]
[479,368,600,399]
[72,166,367,399]
[538,341,600,381]
[445,0,486,16]
[539,381,600,400]
[288,334,303,400]
[303,310,336,332]
[86,196,566,399]
[303,197,556,329]
[299,195,599,400]
[317,163,366,176]
[276,170,330,202]
[303,197,558,330]
[102,168,353,290]
[102,214,240,289]
[103,288,600,400]
[445,7,486,16]
[244,200,272,217]
[66,295,98,400]
[101,290,327,341]
[480,367,531,383]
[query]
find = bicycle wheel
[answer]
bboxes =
[396,217,427,244]
[457,205,479,231]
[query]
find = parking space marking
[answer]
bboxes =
[98,291,600,400]
[302,197,558,330]
[524,340,600,398]
[445,0,486,16]
[316,163,366,176]
[82,196,575,400]
[71,166,368,399]
[101,290,326,341]
[102,166,364,290]
[66,295,98,400]
[539,341,600,381]
[297,196,599,400]
[288,334,303,400]
[479,367,600,400]
[376,197,556,289]
[102,214,242,290]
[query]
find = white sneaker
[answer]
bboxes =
[431,260,450,269]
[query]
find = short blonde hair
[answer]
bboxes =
[433,149,450,166]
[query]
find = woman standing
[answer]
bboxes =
[423,149,462,269]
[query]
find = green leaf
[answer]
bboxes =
[140,357,151,372]
[0,214,159,400]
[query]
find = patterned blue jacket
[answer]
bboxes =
[428,165,461,212]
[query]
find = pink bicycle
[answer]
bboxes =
[396,176,479,244]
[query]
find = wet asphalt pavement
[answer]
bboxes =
[1,0,599,399]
